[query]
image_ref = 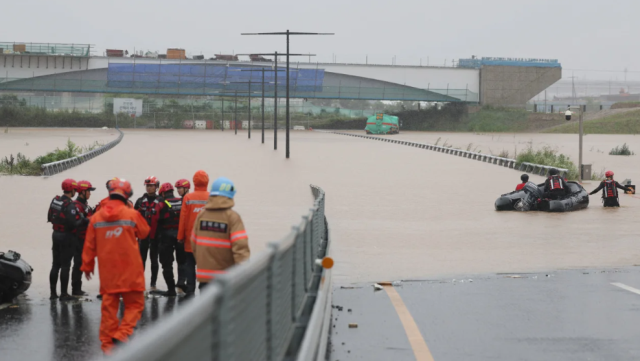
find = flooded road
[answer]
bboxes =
[356,130,640,182]
[0,128,118,160]
[1,128,639,296]
[1,128,639,360]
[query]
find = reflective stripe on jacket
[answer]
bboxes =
[81,199,150,294]
[191,196,250,283]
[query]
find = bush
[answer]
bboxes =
[609,143,635,156]
[0,139,104,176]
[0,153,41,175]
[515,145,579,180]
[610,101,640,110]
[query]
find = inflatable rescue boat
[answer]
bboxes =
[0,251,33,303]
[495,181,589,212]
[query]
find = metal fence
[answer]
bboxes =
[110,185,331,361]
[41,128,124,176]
[323,131,569,178]
[0,42,92,56]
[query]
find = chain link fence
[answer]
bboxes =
[109,185,330,361]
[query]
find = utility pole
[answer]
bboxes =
[242,30,333,158]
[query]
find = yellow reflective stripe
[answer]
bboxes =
[164,200,172,208]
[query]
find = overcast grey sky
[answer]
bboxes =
[5,0,639,80]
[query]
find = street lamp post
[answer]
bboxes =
[225,89,251,135]
[231,67,277,144]
[239,53,311,150]
[242,30,333,158]
[569,105,585,181]
[228,79,255,139]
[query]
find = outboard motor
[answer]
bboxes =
[515,182,543,211]
[0,251,33,303]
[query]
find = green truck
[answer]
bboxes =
[365,113,400,135]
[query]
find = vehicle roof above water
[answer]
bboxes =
[366,114,399,124]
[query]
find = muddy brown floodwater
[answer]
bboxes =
[0,128,118,159]
[1,128,638,300]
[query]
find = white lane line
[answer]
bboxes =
[611,282,640,295]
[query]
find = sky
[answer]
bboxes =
[4,0,639,81]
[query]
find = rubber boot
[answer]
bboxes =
[50,286,58,300]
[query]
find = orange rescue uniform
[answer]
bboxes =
[177,170,210,252]
[95,196,133,212]
[81,198,150,354]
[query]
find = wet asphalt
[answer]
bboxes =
[2,268,639,360]
[0,292,189,361]
[330,267,640,361]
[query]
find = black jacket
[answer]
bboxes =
[589,181,632,197]
[543,176,570,194]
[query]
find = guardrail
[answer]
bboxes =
[320,131,568,178]
[111,185,331,361]
[41,129,124,176]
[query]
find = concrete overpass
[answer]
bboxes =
[0,49,561,106]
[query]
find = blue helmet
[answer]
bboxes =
[210,177,236,199]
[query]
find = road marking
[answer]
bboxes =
[611,282,640,295]
[383,285,435,361]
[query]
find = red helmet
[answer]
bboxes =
[159,182,174,194]
[76,180,96,192]
[174,179,191,189]
[106,177,118,189]
[62,179,77,192]
[605,170,614,177]
[109,178,134,199]
[144,176,160,187]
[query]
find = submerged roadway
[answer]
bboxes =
[0,129,638,360]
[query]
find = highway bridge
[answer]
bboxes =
[0,43,561,106]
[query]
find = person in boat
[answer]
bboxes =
[515,174,529,191]
[543,168,570,200]
[588,170,635,207]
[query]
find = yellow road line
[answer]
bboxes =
[383,285,435,361]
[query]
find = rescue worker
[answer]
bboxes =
[191,177,250,289]
[176,179,191,198]
[177,171,209,296]
[48,179,86,301]
[95,178,133,212]
[516,174,529,191]
[71,180,96,297]
[155,183,185,297]
[81,178,149,355]
[134,176,162,290]
[543,168,570,199]
[174,179,191,294]
[588,170,635,207]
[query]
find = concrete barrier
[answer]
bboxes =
[41,129,124,176]
[322,131,570,179]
